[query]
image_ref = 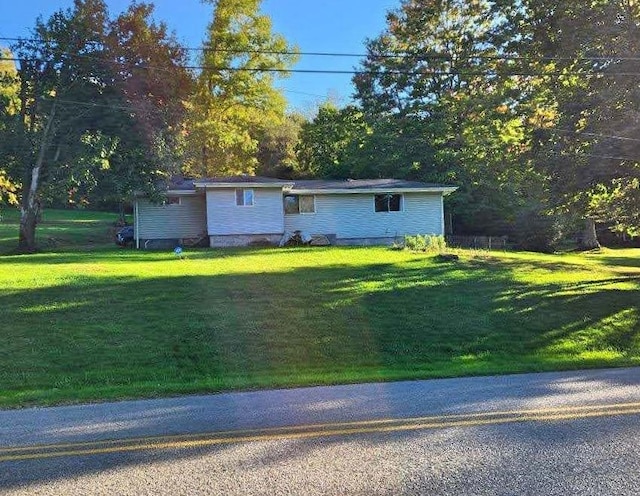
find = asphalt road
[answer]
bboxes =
[2,367,640,495]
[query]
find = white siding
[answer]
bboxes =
[137,195,207,239]
[284,192,444,239]
[206,187,284,235]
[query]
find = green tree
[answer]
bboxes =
[296,103,370,178]
[185,0,297,177]
[0,48,20,206]
[493,0,640,246]
[7,0,192,250]
[353,0,544,236]
[256,112,305,178]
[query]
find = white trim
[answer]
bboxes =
[283,194,316,215]
[134,199,140,249]
[374,193,404,213]
[235,188,255,207]
[195,182,293,189]
[288,187,458,195]
[165,190,199,196]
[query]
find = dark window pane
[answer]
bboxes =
[284,195,299,214]
[374,194,388,212]
[389,194,401,211]
[235,189,244,206]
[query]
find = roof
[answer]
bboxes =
[193,176,294,188]
[196,176,288,184]
[290,179,452,190]
[171,176,457,195]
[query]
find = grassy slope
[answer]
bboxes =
[0,210,639,408]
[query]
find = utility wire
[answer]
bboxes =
[0,56,635,77]
[1,36,638,63]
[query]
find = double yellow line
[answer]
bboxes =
[2,401,640,462]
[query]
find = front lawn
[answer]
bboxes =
[1,235,638,408]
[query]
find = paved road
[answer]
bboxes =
[2,367,640,494]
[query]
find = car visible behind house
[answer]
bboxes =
[115,226,134,246]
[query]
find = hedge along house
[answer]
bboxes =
[133,176,457,248]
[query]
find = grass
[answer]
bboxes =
[0,206,123,254]
[0,209,639,408]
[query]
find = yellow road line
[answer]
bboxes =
[2,402,640,463]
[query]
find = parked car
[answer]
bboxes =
[115,226,134,247]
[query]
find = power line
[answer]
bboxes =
[1,36,638,62]
[2,56,637,78]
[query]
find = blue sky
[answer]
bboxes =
[1,0,398,112]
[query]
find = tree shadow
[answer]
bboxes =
[0,252,639,489]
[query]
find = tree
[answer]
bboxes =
[7,0,192,250]
[352,0,545,236]
[492,0,640,247]
[296,103,370,178]
[96,2,192,222]
[256,112,305,178]
[184,0,297,177]
[0,49,20,206]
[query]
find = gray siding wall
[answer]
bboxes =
[137,195,207,239]
[206,187,284,235]
[284,192,444,239]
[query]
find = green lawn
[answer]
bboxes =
[0,210,639,408]
[0,207,123,254]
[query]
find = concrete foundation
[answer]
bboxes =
[335,236,401,246]
[209,233,282,247]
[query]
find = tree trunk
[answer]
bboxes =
[18,204,38,253]
[579,217,600,250]
[17,102,56,253]
[117,201,126,226]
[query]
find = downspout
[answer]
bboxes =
[134,199,140,249]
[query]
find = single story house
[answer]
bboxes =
[133,176,457,248]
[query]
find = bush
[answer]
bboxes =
[403,234,447,253]
[512,208,563,253]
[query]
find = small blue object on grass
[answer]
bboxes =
[174,246,184,259]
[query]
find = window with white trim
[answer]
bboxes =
[374,194,402,212]
[284,195,315,214]
[164,196,181,205]
[235,188,254,206]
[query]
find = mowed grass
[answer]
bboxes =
[0,210,639,408]
[0,207,122,254]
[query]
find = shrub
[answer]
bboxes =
[403,234,446,253]
[512,207,564,253]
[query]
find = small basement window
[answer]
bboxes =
[374,194,402,212]
[284,195,315,214]
[235,188,254,206]
[165,196,181,205]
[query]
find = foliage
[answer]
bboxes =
[296,103,370,178]
[184,0,298,177]
[256,113,305,178]
[403,234,446,253]
[350,0,547,236]
[511,206,564,253]
[1,228,638,406]
[1,0,191,250]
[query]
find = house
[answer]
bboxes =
[133,176,457,248]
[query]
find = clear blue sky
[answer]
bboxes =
[1,0,398,112]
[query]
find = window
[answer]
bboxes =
[375,194,402,212]
[235,188,254,206]
[284,195,315,214]
[165,196,181,205]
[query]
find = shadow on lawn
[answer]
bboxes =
[0,255,639,489]
[0,256,638,392]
